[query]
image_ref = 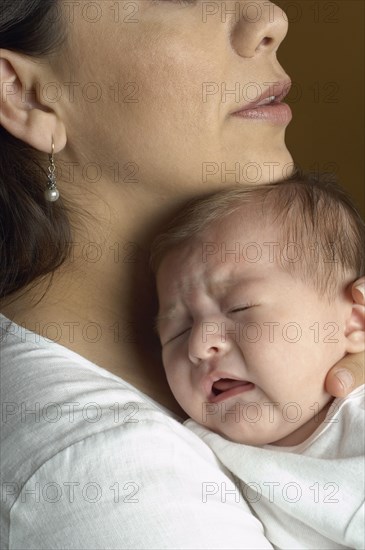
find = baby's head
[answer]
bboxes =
[151,174,365,446]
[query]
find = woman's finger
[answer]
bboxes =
[352,277,365,305]
[325,352,364,398]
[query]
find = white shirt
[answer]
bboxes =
[185,386,365,549]
[0,314,272,550]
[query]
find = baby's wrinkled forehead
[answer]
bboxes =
[157,211,280,274]
[155,222,280,305]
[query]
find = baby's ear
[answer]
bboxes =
[344,303,365,354]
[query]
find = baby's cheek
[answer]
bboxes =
[161,350,179,387]
[163,356,191,403]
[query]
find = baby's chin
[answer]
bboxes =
[205,421,297,447]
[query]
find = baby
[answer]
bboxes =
[151,173,365,549]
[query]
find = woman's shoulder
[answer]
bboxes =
[0,314,272,550]
[0,312,226,503]
[0,312,237,495]
[0,312,178,420]
[0,312,193,456]
[5,414,269,550]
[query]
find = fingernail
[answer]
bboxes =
[335,369,355,391]
[354,283,365,299]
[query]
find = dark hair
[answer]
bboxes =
[0,0,70,301]
[151,172,365,299]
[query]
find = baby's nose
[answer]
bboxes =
[188,319,233,365]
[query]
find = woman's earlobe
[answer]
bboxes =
[0,51,66,153]
[345,303,365,354]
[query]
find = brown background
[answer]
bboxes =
[275,0,364,217]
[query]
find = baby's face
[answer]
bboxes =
[156,214,352,446]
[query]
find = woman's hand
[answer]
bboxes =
[325,277,365,397]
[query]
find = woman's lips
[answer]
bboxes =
[210,380,255,403]
[231,102,292,126]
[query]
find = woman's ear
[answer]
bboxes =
[344,303,365,354]
[0,49,66,153]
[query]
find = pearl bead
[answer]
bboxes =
[44,188,60,202]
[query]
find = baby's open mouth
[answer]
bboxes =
[209,378,255,403]
[212,378,252,396]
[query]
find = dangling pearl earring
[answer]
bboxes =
[44,137,60,202]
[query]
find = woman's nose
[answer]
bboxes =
[188,319,232,365]
[230,1,288,58]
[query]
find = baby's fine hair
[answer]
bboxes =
[150,172,365,299]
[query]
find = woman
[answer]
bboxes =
[1,1,363,548]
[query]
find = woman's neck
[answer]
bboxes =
[1,186,193,418]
